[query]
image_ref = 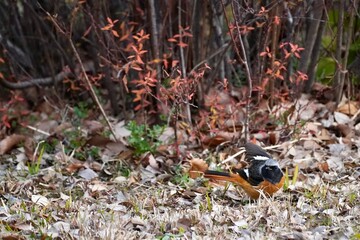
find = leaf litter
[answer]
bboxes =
[0,94,360,239]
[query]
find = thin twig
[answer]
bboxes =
[230,1,253,143]
[43,9,118,141]
[221,0,253,143]
[189,43,230,74]
[178,1,192,126]
[69,39,118,141]
[25,125,51,136]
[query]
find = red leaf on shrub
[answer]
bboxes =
[177,42,188,48]
[2,115,10,128]
[273,16,280,25]
[112,30,119,37]
[168,38,177,42]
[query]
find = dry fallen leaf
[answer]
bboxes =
[269,131,279,145]
[316,128,332,141]
[89,182,108,192]
[78,168,98,180]
[31,194,50,207]
[0,134,27,155]
[83,120,104,134]
[1,234,27,240]
[318,162,329,172]
[13,223,34,231]
[326,156,345,171]
[334,111,351,124]
[303,140,321,150]
[23,137,35,161]
[52,122,72,136]
[188,158,208,178]
[299,102,317,121]
[86,135,113,147]
[113,120,131,139]
[47,221,71,238]
[337,101,359,116]
[336,124,353,138]
[113,176,128,183]
[65,162,85,173]
[35,119,59,133]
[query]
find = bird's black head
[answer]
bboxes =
[261,164,283,184]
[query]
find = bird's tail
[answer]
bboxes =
[204,170,247,185]
[204,170,260,199]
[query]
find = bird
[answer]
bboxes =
[204,142,285,199]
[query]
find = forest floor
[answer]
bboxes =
[1,93,360,239]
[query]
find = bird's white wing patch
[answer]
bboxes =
[253,155,270,161]
[243,169,249,178]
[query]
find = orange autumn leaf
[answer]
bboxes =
[177,41,188,48]
[188,158,208,178]
[132,89,145,102]
[112,30,119,37]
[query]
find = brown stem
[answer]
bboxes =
[44,9,118,142]
[229,0,253,143]
[333,1,344,105]
[178,0,192,126]
[148,0,162,107]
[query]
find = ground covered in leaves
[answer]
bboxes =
[1,94,360,239]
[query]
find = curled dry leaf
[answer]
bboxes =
[188,158,208,178]
[0,134,27,155]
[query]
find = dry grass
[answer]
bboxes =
[1,160,359,239]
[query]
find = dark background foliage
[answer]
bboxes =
[0,0,359,120]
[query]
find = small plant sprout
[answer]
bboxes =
[28,140,46,175]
